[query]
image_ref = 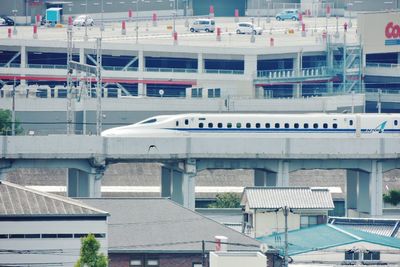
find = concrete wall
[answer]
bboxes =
[0,219,108,267]
[210,252,266,267]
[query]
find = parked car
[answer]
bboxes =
[275,9,299,21]
[73,15,94,26]
[189,19,215,33]
[40,15,47,26]
[235,22,263,35]
[0,15,14,26]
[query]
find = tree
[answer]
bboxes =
[383,189,400,206]
[0,109,22,135]
[208,192,241,208]
[75,233,108,267]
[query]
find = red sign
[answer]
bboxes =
[385,22,400,39]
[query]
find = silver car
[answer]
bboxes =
[235,22,263,35]
[189,19,215,33]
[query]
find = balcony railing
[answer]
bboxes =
[257,67,331,79]
[204,69,244,75]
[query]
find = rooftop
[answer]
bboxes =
[80,197,260,253]
[0,180,108,217]
[241,187,334,210]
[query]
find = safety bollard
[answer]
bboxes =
[68,16,73,30]
[326,4,331,18]
[152,13,157,27]
[298,12,302,26]
[209,5,214,18]
[36,14,40,26]
[270,37,274,47]
[33,24,38,39]
[173,31,178,45]
[128,9,132,22]
[302,23,306,37]
[216,27,221,41]
[234,9,239,22]
[8,28,11,38]
[122,20,126,35]
[344,22,348,32]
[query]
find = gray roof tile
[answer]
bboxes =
[0,181,108,216]
[242,187,334,209]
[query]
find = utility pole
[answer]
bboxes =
[283,206,289,267]
[12,78,16,136]
[96,38,103,135]
[201,240,205,267]
[66,16,74,135]
[377,89,382,114]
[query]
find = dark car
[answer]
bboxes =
[0,16,15,26]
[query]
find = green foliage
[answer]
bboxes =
[383,189,400,206]
[208,192,241,208]
[0,109,23,135]
[75,233,108,267]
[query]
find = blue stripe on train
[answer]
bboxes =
[166,128,400,133]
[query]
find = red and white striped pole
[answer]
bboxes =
[301,23,306,37]
[121,20,126,35]
[33,24,38,39]
[173,31,178,45]
[8,28,12,38]
[216,27,221,41]
[128,9,132,22]
[152,12,157,27]
[36,14,40,26]
[209,5,214,18]
[234,9,239,22]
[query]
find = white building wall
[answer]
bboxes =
[255,211,300,238]
[0,219,108,267]
[292,241,400,265]
[210,252,266,267]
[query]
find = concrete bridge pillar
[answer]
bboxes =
[346,160,383,217]
[254,169,277,186]
[276,160,290,187]
[67,167,103,198]
[161,159,197,210]
[197,53,203,74]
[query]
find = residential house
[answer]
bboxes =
[240,187,334,237]
[0,181,108,267]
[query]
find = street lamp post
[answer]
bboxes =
[170,0,176,37]
[84,0,88,41]
[348,1,353,28]
[12,9,18,35]
[100,0,104,32]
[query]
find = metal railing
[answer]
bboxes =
[366,63,400,69]
[28,64,67,69]
[257,67,331,79]
[204,69,244,75]
[0,63,21,68]
[145,67,197,73]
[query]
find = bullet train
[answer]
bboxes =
[101,113,400,137]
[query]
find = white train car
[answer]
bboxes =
[101,113,400,137]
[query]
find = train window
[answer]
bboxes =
[275,123,280,129]
[395,120,398,126]
[265,123,270,128]
[294,123,299,129]
[208,123,213,128]
[185,119,189,125]
[246,123,251,128]
[349,120,353,126]
[176,121,179,127]
[313,123,318,129]
[333,123,338,129]
[323,123,328,129]
[199,123,204,128]
[227,123,232,128]
[304,123,309,129]
[217,123,223,128]
[284,123,289,129]
[236,123,242,128]
[255,123,260,128]
[140,118,157,124]
[199,118,206,121]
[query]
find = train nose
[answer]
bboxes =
[101,129,115,137]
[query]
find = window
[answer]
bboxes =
[147,259,159,266]
[304,123,309,129]
[236,122,242,128]
[323,123,328,129]
[57,234,73,238]
[193,263,202,267]
[294,123,299,129]
[246,123,251,128]
[227,123,232,128]
[0,234,8,239]
[345,251,360,260]
[176,121,179,127]
[185,119,189,125]
[208,88,221,98]
[217,123,223,128]
[208,123,213,128]
[140,118,157,124]
[395,120,398,126]
[349,120,353,126]
[42,234,57,238]
[333,123,338,129]
[313,123,318,129]
[9,234,24,239]
[363,251,380,260]
[265,123,270,128]
[199,123,204,128]
[300,215,318,228]
[275,123,280,128]
[191,88,202,98]
[255,123,260,128]
[284,123,289,129]
[130,259,143,267]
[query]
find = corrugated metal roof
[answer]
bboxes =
[242,187,334,209]
[0,181,108,216]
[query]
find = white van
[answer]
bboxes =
[189,19,215,33]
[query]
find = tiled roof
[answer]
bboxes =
[0,181,108,216]
[257,224,400,256]
[241,187,334,210]
[80,198,261,252]
[329,217,400,238]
